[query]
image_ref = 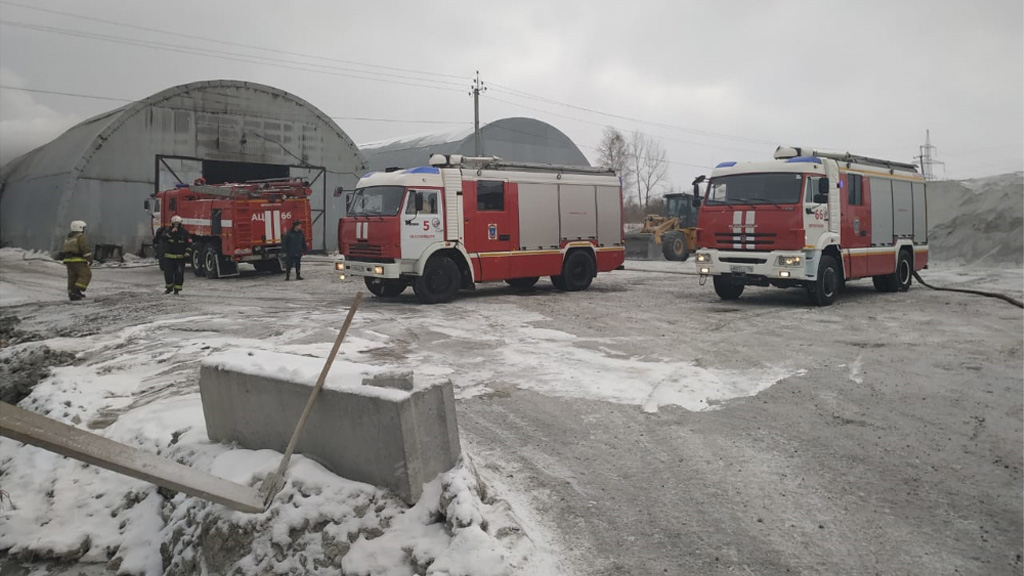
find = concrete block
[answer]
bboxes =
[198,350,460,504]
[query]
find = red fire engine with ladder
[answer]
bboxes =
[149,178,313,279]
[335,154,626,303]
[693,146,928,306]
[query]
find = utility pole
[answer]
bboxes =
[470,71,487,156]
[914,129,945,181]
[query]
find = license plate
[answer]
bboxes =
[730,265,754,273]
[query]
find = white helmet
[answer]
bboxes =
[70,220,87,232]
[170,215,183,224]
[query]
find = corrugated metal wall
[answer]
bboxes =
[1,80,366,253]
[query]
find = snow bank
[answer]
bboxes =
[0,309,555,575]
[927,171,1023,265]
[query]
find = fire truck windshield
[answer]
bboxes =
[706,173,803,206]
[347,185,405,216]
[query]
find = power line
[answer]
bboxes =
[0,84,135,103]
[1,7,772,157]
[0,84,470,126]
[488,82,778,146]
[0,0,468,83]
[0,19,469,94]
[486,94,766,157]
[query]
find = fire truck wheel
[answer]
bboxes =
[550,275,567,291]
[894,250,913,292]
[713,275,744,300]
[808,255,840,306]
[872,275,893,292]
[505,277,539,290]
[561,251,596,291]
[662,232,688,261]
[364,277,407,298]
[203,246,221,279]
[414,256,461,304]
[191,243,206,277]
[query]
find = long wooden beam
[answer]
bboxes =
[0,401,264,513]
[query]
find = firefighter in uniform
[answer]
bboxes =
[159,215,192,294]
[61,220,93,301]
[283,221,306,281]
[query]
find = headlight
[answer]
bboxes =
[695,253,711,263]
[776,255,802,267]
[699,267,711,275]
[373,266,384,275]
[335,262,345,271]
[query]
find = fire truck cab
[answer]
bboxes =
[693,146,928,306]
[336,154,625,303]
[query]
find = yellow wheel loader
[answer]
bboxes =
[624,192,699,261]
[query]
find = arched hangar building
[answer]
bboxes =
[359,117,591,172]
[0,80,366,253]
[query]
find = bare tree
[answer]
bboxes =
[628,131,668,213]
[595,126,634,196]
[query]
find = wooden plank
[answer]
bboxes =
[0,401,264,513]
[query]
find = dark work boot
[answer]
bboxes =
[296,274,303,281]
[285,272,290,281]
[174,289,180,295]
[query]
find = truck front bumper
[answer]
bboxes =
[335,257,403,280]
[694,249,818,282]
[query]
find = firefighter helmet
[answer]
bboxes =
[70,220,87,232]
[171,215,183,224]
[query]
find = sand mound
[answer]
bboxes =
[926,172,1023,265]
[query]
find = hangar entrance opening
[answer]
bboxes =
[155,155,329,251]
[201,160,289,184]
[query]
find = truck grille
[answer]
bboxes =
[712,232,777,247]
[348,243,382,257]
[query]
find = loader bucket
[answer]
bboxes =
[625,232,662,260]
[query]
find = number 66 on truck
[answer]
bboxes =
[692,146,928,306]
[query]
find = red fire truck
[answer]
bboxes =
[148,178,313,279]
[335,154,625,303]
[693,146,928,306]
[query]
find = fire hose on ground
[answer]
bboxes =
[913,271,1023,309]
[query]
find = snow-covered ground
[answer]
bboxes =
[1,247,1022,575]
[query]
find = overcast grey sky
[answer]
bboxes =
[1,0,1021,187]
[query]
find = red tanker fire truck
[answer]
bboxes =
[148,178,313,279]
[335,154,626,303]
[693,146,928,306]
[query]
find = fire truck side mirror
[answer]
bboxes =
[414,191,424,212]
[143,199,150,211]
[333,186,344,197]
[691,175,705,206]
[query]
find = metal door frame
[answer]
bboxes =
[154,155,328,252]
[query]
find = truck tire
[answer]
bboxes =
[713,275,744,300]
[808,255,840,306]
[204,246,221,279]
[365,277,407,298]
[549,275,567,290]
[414,256,461,304]
[662,232,688,261]
[191,243,206,277]
[561,251,596,292]
[873,250,912,293]
[894,250,913,292]
[505,277,539,290]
